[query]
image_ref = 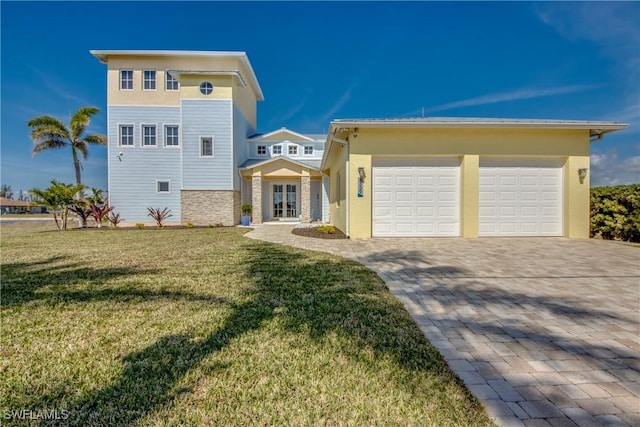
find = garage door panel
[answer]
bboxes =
[479,158,563,236]
[373,157,460,237]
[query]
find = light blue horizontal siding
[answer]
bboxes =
[108,106,182,222]
[181,100,232,189]
[233,105,254,191]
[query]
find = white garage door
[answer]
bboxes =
[479,158,563,236]
[373,157,460,237]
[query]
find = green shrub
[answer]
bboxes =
[590,184,640,242]
[135,223,145,229]
[186,222,194,229]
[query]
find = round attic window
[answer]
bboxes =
[199,82,213,95]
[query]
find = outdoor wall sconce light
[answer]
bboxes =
[116,151,124,161]
[357,167,365,198]
[578,168,588,179]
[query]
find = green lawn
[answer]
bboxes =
[1,223,493,426]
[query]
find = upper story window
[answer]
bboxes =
[272,145,282,155]
[257,145,267,155]
[142,125,157,146]
[120,70,133,90]
[201,136,214,157]
[119,125,134,146]
[165,125,179,147]
[166,72,179,91]
[288,145,298,155]
[200,82,213,95]
[143,70,156,90]
[304,145,314,155]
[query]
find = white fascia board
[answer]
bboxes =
[331,118,628,137]
[89,50,264,101]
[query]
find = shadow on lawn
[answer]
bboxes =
[46,240,480,426]
[1,257,229,308]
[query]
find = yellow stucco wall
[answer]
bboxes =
[326,143,349,235]
[326,126,592,239]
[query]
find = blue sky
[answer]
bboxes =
[1,1,638,194]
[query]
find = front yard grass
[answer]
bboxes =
[1,223,493,426]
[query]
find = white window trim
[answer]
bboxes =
[303,145,314,156]
[164,125,180,147]
[156,180,170,194]
[118,124,135,147]
[257,145,267,156]
[165,71,179,91]
[120,70,134,91]
[143,70,157,91]
[288,144,298,156]
[141,124,157,147]
[272,144,282,155]
[200,135,214,158]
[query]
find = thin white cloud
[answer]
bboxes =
[535,3,640,84]
[28,66,96,108]
[317,84,356,125]
[590,153,640,187]
[269,97,308,128]
[423,84,599,114]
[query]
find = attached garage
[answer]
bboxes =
[321,118,627,239]
[372,157,460,237]
[479,158,564,236]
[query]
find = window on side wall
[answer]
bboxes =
[142,125,157,146]
[119,125,134,146]
[272,145,282,155]
[165,125,179,146]
[201,137,214,157]
[257,145,266,155]
[288,145,298,155]
[304,145,313,155]
[166,71,179,91]
[157,181,170,193]
[143,70,156,90]
[120,70,133,90]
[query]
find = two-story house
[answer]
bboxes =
[91,50,327,225]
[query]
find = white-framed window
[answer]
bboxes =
[165,125,179,147]
[304,145,314,155]
[257,145,267,155]
[119,125,134,146]
[272,145,282,155]
[142,125,157,146]
[201,136,214,157]
[157,181,170,193]
[120,70,133,90]
[143,70,156,90]
[288,145,298,155]
[200,81,213,95]
[166,71,179,91]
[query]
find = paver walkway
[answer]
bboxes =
[246,224,640,427]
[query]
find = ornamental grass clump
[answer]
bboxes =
[147,207,173,228]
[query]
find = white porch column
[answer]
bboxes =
[252,174,262,224]
[301,173,311,223]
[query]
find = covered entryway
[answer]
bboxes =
[240,157,325,224]
[479,157,563,236]
[372,157,461,237]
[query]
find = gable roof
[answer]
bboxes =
[248,128,317,142]
[240,156,321,171]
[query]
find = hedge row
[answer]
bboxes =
[590,184,640,242]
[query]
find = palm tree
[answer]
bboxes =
[28,106,107,186]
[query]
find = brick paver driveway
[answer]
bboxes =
[247,224,640,427]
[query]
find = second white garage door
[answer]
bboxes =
[373,157,460,237]
[479,158,563,236]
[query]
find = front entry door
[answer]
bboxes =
[273,184,297,218]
